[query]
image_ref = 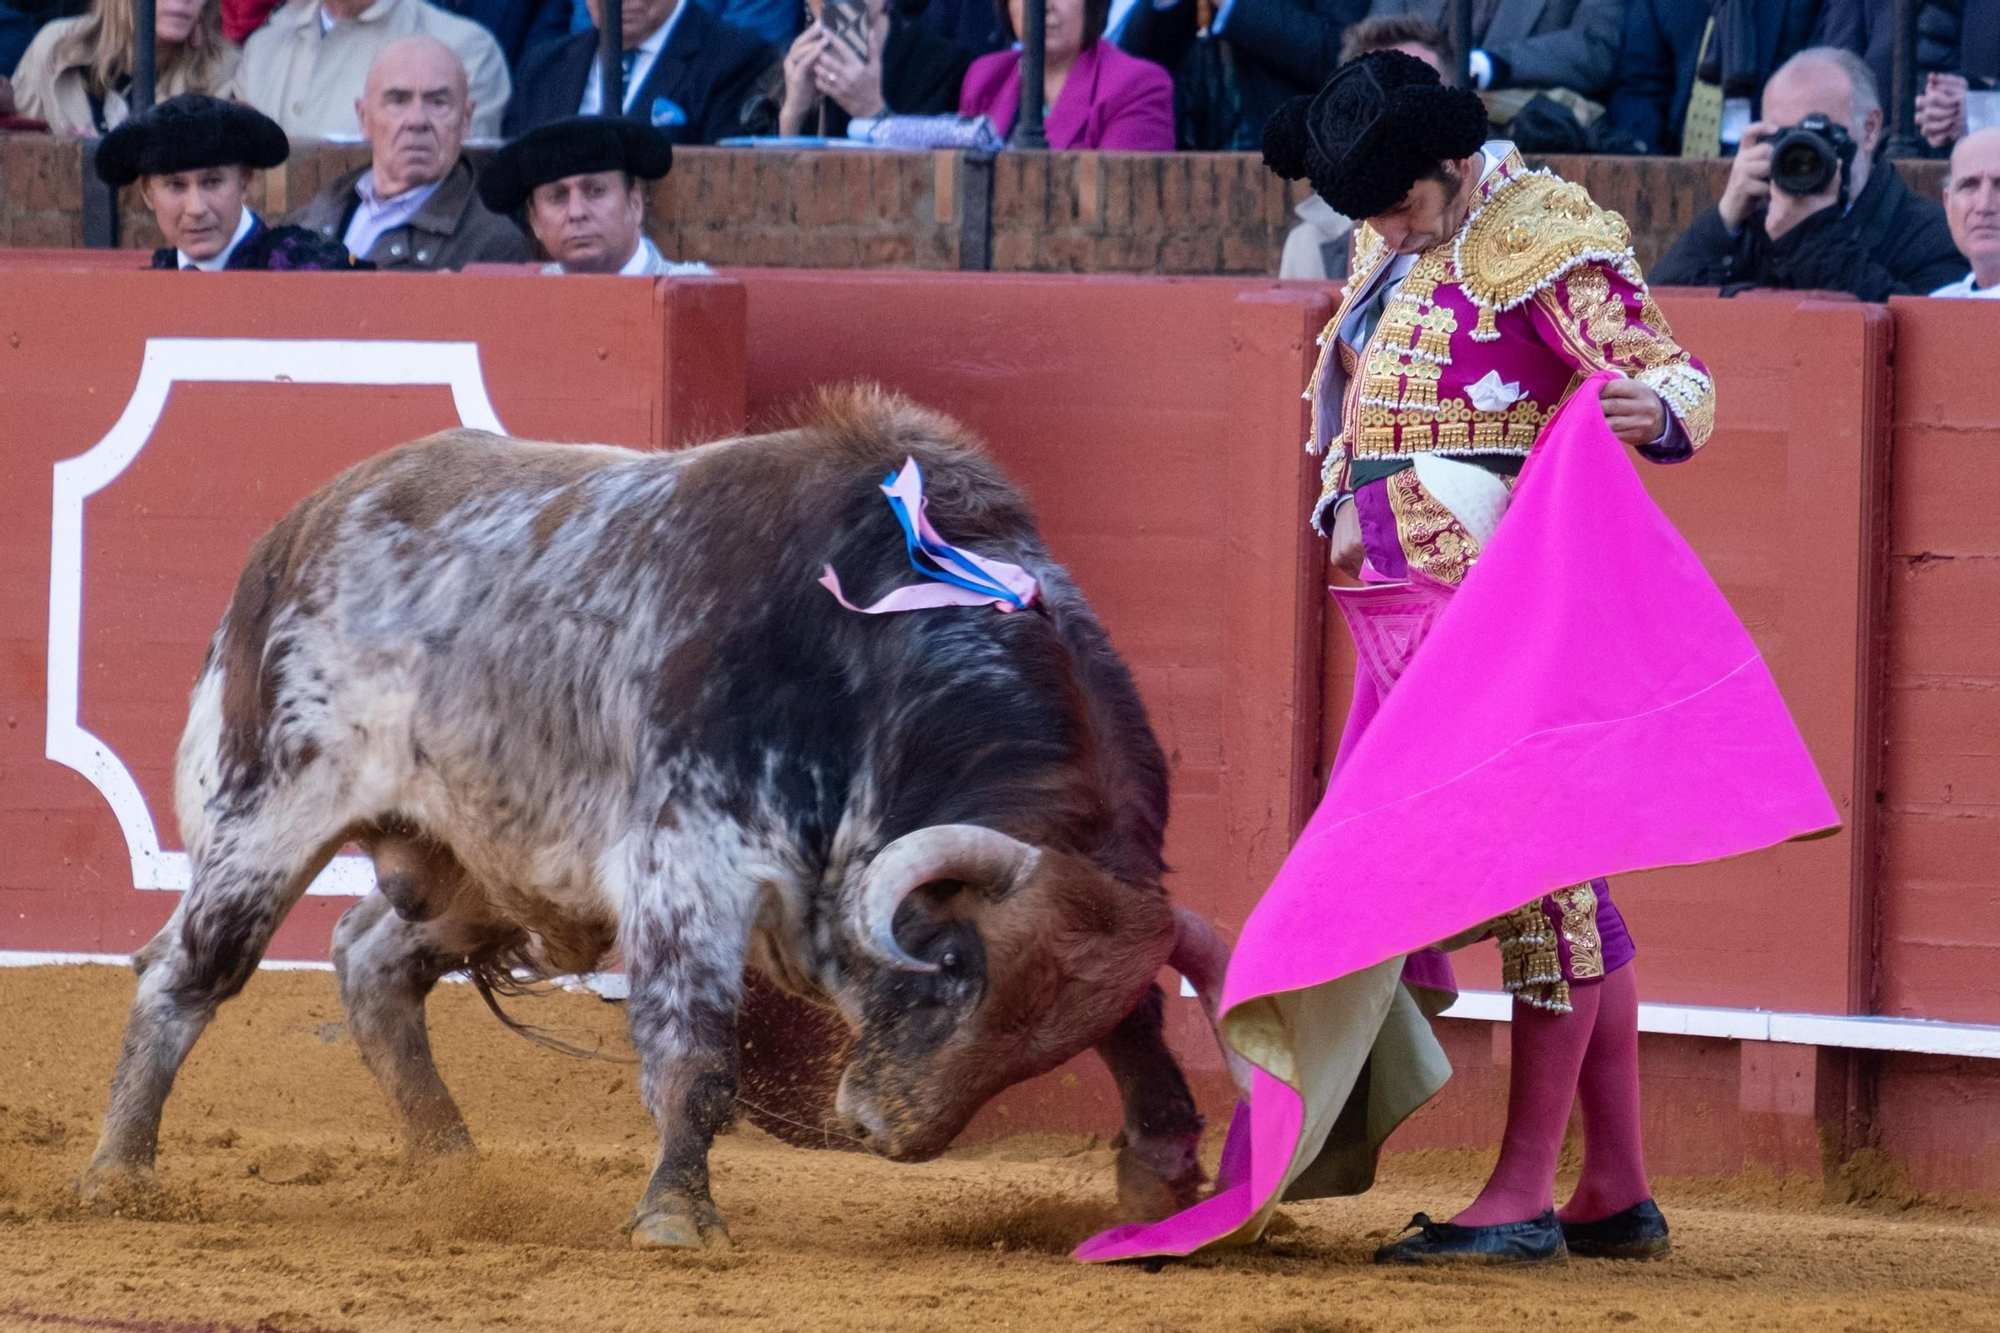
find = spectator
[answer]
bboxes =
[774,0,967,137]
[479,113,710,272]
[240,0,508,139]
[1365,0,1622,105]
[508,0,773,142]
[1278,14,1447,279]
[1652,47,1968,298]
[12,0,238,134]
[1606,0,1824,157]
[290,37,527,268]
[1816,0,1996,135]
[1934,124,2000,294]
[957,0,1173,148]
[224,0,569,67]
[96,93,370,268]
[1913,5,1999,149]
[1118,0,1366,149]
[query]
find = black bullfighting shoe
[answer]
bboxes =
[1560,1198,1671,1260]
[1373,1210,1568,1266]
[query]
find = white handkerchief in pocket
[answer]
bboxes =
[1466,369,1524,412]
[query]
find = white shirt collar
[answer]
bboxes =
[343,168,447,259]
[617,235,660,275]
[579,5,684,116]
[1931,270,2000,298]
[180,207,257,271]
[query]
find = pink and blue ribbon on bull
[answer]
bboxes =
[820,458,1040,615]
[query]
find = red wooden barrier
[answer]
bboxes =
[0,271,747,968]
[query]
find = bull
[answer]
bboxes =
[82,389,1241,1249]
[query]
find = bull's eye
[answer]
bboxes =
[941,951,958,969]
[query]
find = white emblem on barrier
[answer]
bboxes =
[45,338,506,898]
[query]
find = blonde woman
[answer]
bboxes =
[13,0,239,134]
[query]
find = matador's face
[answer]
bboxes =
[1366,152,1484,256]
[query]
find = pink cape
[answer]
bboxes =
[1076,373,1841,1263]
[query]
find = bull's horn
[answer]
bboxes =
[854,825,1043,973]
[1170,907,1255,1101]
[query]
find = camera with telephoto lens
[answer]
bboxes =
[1768,114,1859,199]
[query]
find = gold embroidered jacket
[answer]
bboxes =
[1306,147,1717,538]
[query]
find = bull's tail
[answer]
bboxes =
[464,946,634,1064]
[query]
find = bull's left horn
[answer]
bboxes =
[854,825,1042,972]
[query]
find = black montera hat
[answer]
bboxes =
[1262,51,1490,221]
[95,94,290,187]
[477,116,675,215]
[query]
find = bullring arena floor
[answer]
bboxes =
[4,967,1999,1333]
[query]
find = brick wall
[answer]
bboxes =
[0,132,1952,277]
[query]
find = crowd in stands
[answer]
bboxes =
[0,0,1995,297]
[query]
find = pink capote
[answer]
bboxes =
[1076,372,1840,1263]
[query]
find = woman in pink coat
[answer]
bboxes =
[958,0,1176,151]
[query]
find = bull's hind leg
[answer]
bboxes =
[331,891,489,1161]
[621,864,752,1252]
[1097,984,1207,1223]
[83,820,343,1197]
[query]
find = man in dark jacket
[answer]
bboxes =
[1653,45,1969,297]
[506,0,776,143]
[291,38,527,270]
[1814,0,1994,123]
[1116,0,1366,149]
[1365,0,1622,100]
[1607,0,1823,156]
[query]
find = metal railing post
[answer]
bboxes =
[599,0,625,116]
[1450,0,1471,89]
[1011,0,1047,149]
[1886,0,1922,156]
[132,0,157,111]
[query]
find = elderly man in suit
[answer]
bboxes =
[291,37,527,270]
[505,0,775,144]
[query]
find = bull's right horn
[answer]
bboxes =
[1170,907,1256,1101]
[853,825,1043,972]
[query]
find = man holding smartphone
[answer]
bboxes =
[1653,45,1967,300]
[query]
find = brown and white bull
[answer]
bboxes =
[82,389,1241,1249]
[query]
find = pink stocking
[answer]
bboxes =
[1558,961,1652,1223]
[1451,980,1599,1227]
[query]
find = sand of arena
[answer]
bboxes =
[3,965,1999,1333]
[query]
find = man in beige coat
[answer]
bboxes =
[241,0,508,140]
[289,36,526,268]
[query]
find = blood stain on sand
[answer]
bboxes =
[4,965,2000,1332]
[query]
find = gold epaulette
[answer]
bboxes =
[1453,172,1641,341]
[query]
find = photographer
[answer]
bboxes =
[1653,46,1968,300]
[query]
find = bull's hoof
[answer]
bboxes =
[402,1124,476,1163]
[75,1162,161,1215]
[629,1205,734,1251]
[1114,1138,1206,1224]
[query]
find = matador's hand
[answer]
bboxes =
[1599,378,1667,446]
[1329,498,1364,579]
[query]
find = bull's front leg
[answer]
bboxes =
[621,881,749,1252]
[1096,983,1207,1223]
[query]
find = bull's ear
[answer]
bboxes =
[852,826,1041,972]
